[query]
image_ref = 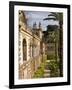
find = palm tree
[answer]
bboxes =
[43,12,63,77]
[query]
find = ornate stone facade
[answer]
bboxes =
[18,11,45,79]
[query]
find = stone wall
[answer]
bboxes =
[19,55,42,79]
[18,10,45,79]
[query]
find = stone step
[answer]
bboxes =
[44,70,51,73]
[44,73,50,77]
[46,60,50,63]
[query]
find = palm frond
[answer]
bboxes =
[43,18,57,21]
[48,12,59,20]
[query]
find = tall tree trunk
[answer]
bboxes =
[59,23,63,77]
[55,29,57,62]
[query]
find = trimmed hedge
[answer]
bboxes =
[47,55,56,60]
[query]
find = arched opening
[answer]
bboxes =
[23,39,27,61]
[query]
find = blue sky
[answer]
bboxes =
[24,11,59,31]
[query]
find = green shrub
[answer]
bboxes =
[48,61,59,77]
[33,63,44,78]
